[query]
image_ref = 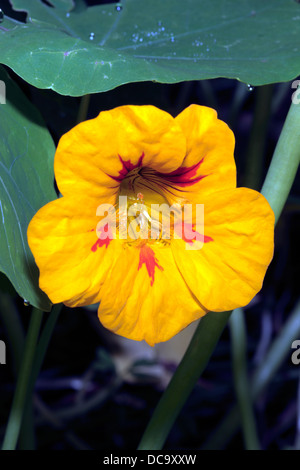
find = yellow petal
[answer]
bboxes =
[172,188,275,312]
[98,244,206,346]
[174,104,236,200]
[27,194,118,305]
[55,105,187,198]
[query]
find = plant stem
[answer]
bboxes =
[0,293,35,449]
[203,299,300,449]
[18,303,62,449]
[229,308,260,450]
[138,311,231,450]
[251,299,300,399]
[1,307,43,450]
[261,97,300,222]
[30,303,62,387]
[244,85,273,190]
[76,94,90,124]
[228,82,248,129]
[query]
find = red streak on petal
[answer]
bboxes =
[91,224,112,251]
[107,153,144,182]
[175,222,213,245]
[138,245,164,286]
[156,158,206,187]
[91,238,110,251]
[201,234,213,243]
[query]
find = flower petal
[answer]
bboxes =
[55,105,187,198]
[97,245,206,346]
[174,104,236,199]
[27,194,118,306]
[172,188,275,312]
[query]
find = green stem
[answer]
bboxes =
[0,293,34,449]
[229,308,260,450]
[76,94,90,124]
[19,402,35,450]
[203,299,300,449]
[138,311,231,450]
[1,307,43,450]
[30,304,62,387]
[244,85,273,190]
[198,80,218,110]
[251,299,300,399]
[18,303,62,449]
[228,82,248,129]
[261,97,300,222]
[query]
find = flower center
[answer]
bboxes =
[117,167,177,246]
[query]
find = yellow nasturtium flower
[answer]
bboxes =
[27,105,274,346]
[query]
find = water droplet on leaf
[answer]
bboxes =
[23,299,30,307]
[0,9,4,22]
[247,84,254,92]
[89,32,95,40]
[115,3,122,11]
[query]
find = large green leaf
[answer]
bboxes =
[0,0,300,96]
[0,66,56,311]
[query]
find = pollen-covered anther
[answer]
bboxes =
[117,170,177,246]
